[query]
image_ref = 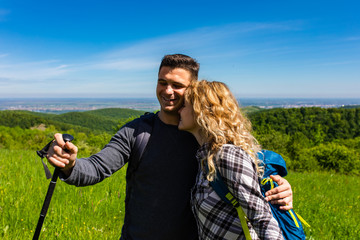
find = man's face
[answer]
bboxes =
[156,66,192,115]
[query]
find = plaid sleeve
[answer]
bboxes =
[218,144,284,240]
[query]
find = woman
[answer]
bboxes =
[178,80,283,240]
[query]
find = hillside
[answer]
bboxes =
[50,108,145,132]
[248,107,360,141]
[241,106,264,115]
[0,110,90,133]
[0,108,145,133]
[247,107,360,174]
[84,108,145,119]
[1,106,359,174]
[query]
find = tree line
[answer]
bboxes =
[248,107,360,174]
[0,107,359,174]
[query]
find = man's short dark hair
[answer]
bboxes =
[159,54,200,80]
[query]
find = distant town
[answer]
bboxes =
[1,98,360,114]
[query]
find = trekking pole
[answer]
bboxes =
[33,134,74,240]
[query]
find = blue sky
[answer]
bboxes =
[0,0,359,98]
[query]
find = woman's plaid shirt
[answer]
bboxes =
[191,144,283,240]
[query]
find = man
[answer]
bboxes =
[47,54,293,240]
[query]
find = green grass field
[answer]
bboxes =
[1,149,359,239]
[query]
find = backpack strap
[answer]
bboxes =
[207,149,309,240]
[260,177,311,228]
[204,164,252,240]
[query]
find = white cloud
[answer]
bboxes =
[0,60,70,81]
[104,21,302,58]
[1,20,329,98]
[90,58,158,71]
[89,21,302,74]
[344,36,360,41]
[2,20,301,77]
[315,61,358,66]
[0,53,9,58]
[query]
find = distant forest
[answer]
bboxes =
[1,107,359,175]
[248,107,360,174]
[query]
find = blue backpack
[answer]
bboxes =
[131,113,309,240]
[207,149,310,240]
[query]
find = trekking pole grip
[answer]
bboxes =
[33,134,74,240]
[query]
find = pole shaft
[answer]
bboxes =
[33,168,60,240]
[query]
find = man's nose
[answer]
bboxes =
[165,85,174,94]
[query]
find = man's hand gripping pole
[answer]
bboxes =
[33,134,74,240]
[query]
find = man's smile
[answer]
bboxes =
[161,96,177,104]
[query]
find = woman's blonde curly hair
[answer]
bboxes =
[184,80,263,181]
